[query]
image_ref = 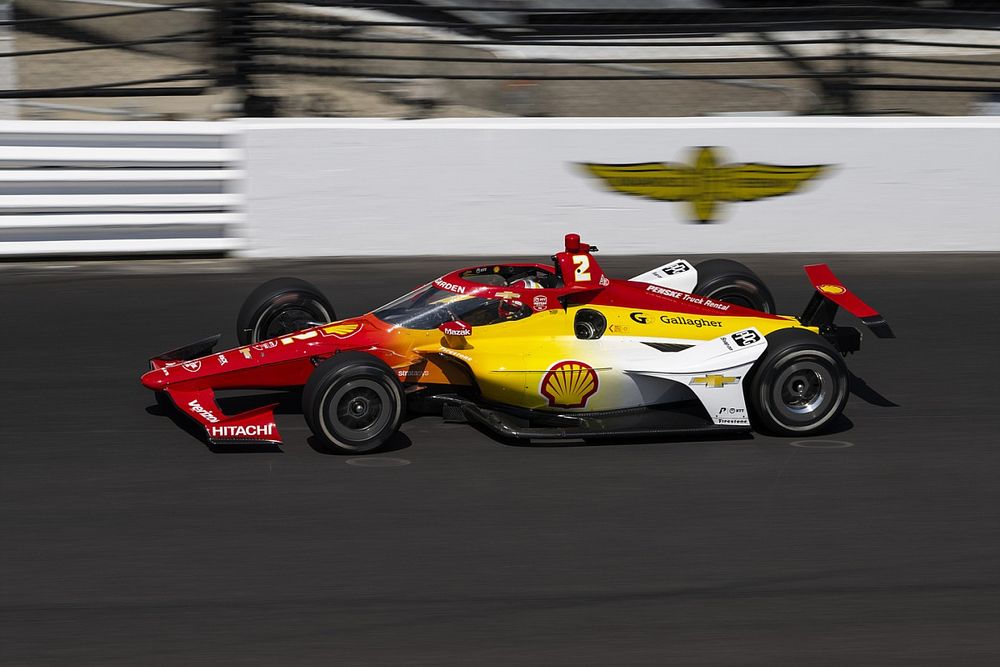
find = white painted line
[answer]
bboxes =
[346,457,411,467]
[790,439,855,449]
[0,237,243,255]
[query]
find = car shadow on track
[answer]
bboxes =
[849,371,899,407]
[305,432,413,456]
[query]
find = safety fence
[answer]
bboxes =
[0,121,241,256]
[5,2,1000,118]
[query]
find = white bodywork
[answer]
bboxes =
[554,327,769,427]
[630,260,699,293]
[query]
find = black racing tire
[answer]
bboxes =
[236,277,335,346]
[746,329,849,436]
[303,352,406,454]
[693,259,776,314]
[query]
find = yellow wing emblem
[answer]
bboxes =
[581,147,828,223]
[580,162,696,203]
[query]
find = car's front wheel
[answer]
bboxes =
[303,352,406,454]
[747,329,848,436]
[237,277,335,345]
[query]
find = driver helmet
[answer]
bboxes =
[509,278,542,290]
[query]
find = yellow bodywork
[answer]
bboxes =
[395,304,809,412]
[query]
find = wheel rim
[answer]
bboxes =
[769,359,836,425]
[324,379,393,446]
[253,298,331,342]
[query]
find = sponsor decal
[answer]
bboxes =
[730,329,762,347]
[434,279,467,294]
[439,348,472,362]
[442,324,471,337]
[580,146,828,223]
[251,340,278,350]
[281,330,318,345]
[397,369,429,379]
[599,275,610,287]
[660,260,691,275]
[660,315,723,328]
[217,354,228,366]
[646,284,730,311]
[320,322,362,338]
[818,283,847,295]
[209,423,275,439]
[540,360,599,409]
[182,360,201,372]
[533,295,549,311]
[608,324,630,334]
[239,347,253,360]
[630,312,648,324]
[690,374,740,389]
[187,399,220,423]
[495,291,521,299]
[716,407,749,425]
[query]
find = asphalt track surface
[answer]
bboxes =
[1,254,998,666]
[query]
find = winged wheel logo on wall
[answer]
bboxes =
[580,147,828,223]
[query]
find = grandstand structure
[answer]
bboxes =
[7,0,1000,118]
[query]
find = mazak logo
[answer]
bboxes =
[540,360,599,409]
[580,146,828,223]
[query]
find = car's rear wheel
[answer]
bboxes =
[303,352,406,454]
[237,277,335,345]
[747,329,848,436]
[693,259,776,313]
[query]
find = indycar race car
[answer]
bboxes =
[141,233,893,453]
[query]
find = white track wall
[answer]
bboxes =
[0,121,241,256]
[2,118,998,258]
[240,117,1000,256]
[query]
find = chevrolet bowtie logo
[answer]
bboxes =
[690,374,740,389]
[581,146,828,223]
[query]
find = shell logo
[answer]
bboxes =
[321,322,361,338]
[817,284,846,295]
[540,360,599,408]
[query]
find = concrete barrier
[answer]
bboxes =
[239,117,1000,256]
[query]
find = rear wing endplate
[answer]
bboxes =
[801,264,895,339]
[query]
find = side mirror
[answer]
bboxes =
[439,320,472,338]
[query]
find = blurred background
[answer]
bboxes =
[6,0,1000,120]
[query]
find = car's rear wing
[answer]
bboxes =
[800,264,894,339]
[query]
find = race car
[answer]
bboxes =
[141,233,893,453]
